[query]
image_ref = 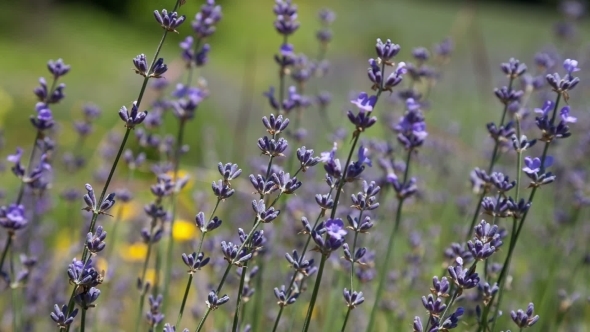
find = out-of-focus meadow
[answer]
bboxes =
[1,0,589,331]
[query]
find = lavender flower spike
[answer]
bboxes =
[119,101,148,129]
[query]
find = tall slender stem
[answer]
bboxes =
[134,215,158,332]
[232,260,249,332]
[464,77,515,242]
[301,254,327,332]
[366,148,412,331]
[479,92,561,332]
[271,188,334,332]
[195,219,263,332]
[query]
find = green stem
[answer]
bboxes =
[80,309,86,332]
[250,259,265,332]
[480,92,561,332]
[195,220,263,332]
[464,77,515,242]
[301,254,327,332]
[271,188,334,332]
[0,235,12,274]
[232,261,249,332]
[162,118,187,309]
[175,274,193,328]
[366,149,412,331]
[340,209,363,332]
[134,216,158,332]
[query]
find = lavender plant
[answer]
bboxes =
[1,0,589,331]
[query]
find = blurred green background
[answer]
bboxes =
[1,0,589,331]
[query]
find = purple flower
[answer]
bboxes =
[511,303,540,328]
[50,304,79,329]
[191,0,223,38]
[0,204,28,232]
[523,156,553,175]
[154,9,186,33]
[326,218,347,240]
[375,38,401,62]
[533,100,553,117]
[393,98,428,149]
[356,145,372,167]
[30,103,55,131]
[7,148,25,178]
[350,92,377,111]
[560,106,577,123]
[119,101,148,129]
[47,58,71,79]
[563,58,580,75]
[546,59,581,92]
[312,218,347,253]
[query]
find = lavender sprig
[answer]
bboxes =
[303,38,406,332]
[61,2,182,329]
[481,59,580,332]
[464,58,527,242]
[161,0,221,310]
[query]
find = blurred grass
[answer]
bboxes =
[0,0,589,330]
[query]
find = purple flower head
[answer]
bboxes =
[356,145,372,167]
[320,142,337,163]
[434,38,453,59]
[375,38,401,63]
[385,62,408,91]
[523,156,553,174]
[50,304,79,329]
[350,92,377,111]
[273,0,299,35]
[154,9,186,33]
[534,100,553,117]
[447,257,479,290]
[501,58,527,78]
[563,58,580,75]
[312,218,347,253]
[511,302,540,328]
[180,36,194,64]
[441,307,465,329]
[522,156,556,187]
[326,218,347,239]
[47,59,71,79]
[560,106,577,123]
[0,204,28,232]
[119,101,148,129]
[191,0,222,38]
[393,98,427,149]
[30,102,55,131]
[546,59,581,93]
[318,8,336,25]
[7,148,25,178]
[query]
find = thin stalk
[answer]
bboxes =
[464,77,515,242]
[63,1,181,325]
[0,235,12,274]
[480,93,561,332]
[80,309,87,332]
[195,219,263,332]
[175,274,193,328]
[278,35,288,114]
[271,187,334,332]
[162,118,187,307]
[232,261,249,332]
[340,209,363,332]
[134,215,158,332]
[250,259,265,332]
[16,130,42,205]
[11,246,19,332]
[303,68,387,332]
[301,254,327,332]
[366,148,412,331]
[175,220,210,328]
